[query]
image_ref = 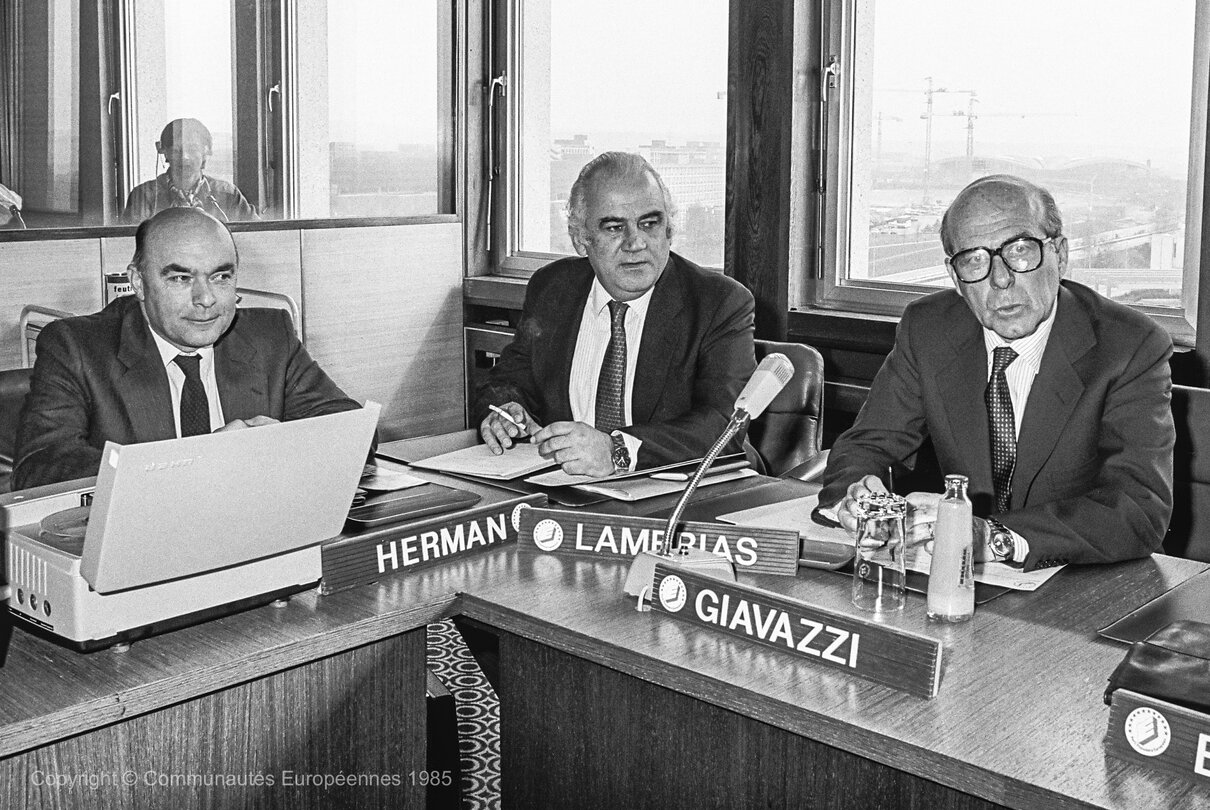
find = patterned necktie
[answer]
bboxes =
[594,300,629,433]
[985,346,1018,513]
[174,354,210,437]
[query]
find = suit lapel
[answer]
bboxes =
[632,257,683,425]
[543,268,593,422]
[935,311,993,486]
[1012,287,1091,505]
[114,301,177,443]
[214,313,267,421]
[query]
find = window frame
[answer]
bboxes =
[806,0,1210,348]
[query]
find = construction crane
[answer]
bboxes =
[920,78,975,205]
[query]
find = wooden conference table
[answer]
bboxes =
[0,438,1207,809]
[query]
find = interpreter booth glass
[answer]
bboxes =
[508,0,728,270]
[127,0,236,207]
[814,0,1207,343]
[0,0,81,230]
[0,0,456,231]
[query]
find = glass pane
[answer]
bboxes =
[516,1,728,267]
[125,0,241,224]
[3,0,80,228]
[848,0,1198,308]
[325,0,445,218]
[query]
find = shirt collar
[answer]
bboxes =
[587,276,655,321]
[147,320,215,368]
[981,297,1058,375]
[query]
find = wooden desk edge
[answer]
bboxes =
[0,590,461,759]
[458,592,1097,810]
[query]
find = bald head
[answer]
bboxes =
[129,208,239,351]
[940,175,1062,256]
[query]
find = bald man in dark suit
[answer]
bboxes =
[819,175,1174,571]
[14,208,364,490]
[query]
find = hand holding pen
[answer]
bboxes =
[481,402,542,454]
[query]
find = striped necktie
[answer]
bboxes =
[985,346,1018,513]
[594,300,629,433]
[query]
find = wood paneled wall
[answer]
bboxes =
[301,224,464,441]
[0,240,103,369]
[0,223,465,442]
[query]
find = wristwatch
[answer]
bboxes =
[610,433,631,475]
[985,517,1023,567]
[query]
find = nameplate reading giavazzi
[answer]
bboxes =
[649,565,943,697]
[319,493,547,594]
[516,506,800,576]
[1107,688,1210,785]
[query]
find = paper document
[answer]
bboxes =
[718,494,1063,592]
[527,456,747,488]
[409,441,556,480]
[574,468,758,502]
[719,494,851,545]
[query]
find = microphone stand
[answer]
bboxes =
[661,409,749,555]
[622,409,749,608]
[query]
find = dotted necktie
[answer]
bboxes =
[174,354,210,437]
[985,346,1018,513]
[594,300,629,433]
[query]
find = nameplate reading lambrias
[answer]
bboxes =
[649,565,943,698]
[319,493,547,594]
[516,505,800,577]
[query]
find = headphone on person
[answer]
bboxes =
[155,118,213,162]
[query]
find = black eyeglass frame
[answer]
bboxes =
[946,236,1059,284]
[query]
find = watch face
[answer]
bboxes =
[990,526,1013,558]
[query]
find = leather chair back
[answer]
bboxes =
[747,339,824,477]
[0,367,33,492]
[1165,384,1210,561]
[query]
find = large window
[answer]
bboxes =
[815,0,1209,342]
[497,0,728,272]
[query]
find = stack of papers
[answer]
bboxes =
[409,442,556,480]
[718,494,1064,592]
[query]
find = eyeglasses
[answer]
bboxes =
[947,236,1057,284]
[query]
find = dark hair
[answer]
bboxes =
[158,118,212,153]
[940,174,1063,255]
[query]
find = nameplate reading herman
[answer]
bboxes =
[516,506,800,576]
[320,493,546,593]
[649,565,943,698]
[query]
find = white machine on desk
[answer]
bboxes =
[2,402,380,651]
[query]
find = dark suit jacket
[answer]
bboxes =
[819,281,1174,570]
[474,253,756,467]
[14,295,366,490]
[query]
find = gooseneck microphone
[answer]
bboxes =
[660,352,795,555]
[623,353,796,603]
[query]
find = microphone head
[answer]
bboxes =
[734,353,795,420]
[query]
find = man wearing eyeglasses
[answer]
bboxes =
[818,174,1174,571]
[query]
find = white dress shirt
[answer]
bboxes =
[149,327,226,435]
[979,302,1058,562]
[567,278,654,469]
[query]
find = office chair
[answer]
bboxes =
[1165,384,1210,562]
[237,288,302,337]
[19,305,75,368]
[746,339,826,478]
[0,367,33,493]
